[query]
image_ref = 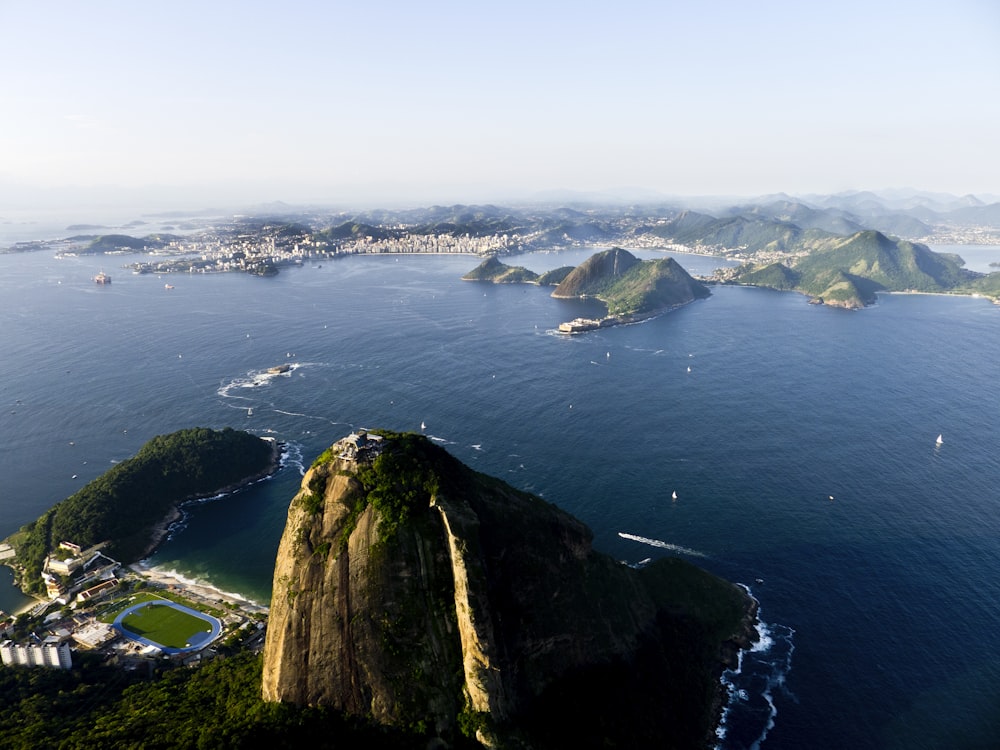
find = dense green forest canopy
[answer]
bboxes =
[7,428,274,594]
[0,653,444,750]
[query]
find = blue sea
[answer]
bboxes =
[2,229,999,749]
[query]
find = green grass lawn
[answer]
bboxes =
[119,602,214,648]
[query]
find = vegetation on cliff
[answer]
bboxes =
[6,428,275,594]
[263,431,754,749]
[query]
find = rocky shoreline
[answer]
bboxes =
[711,591,761,743]
[556,301,695,334]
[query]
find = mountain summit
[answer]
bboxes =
[262,430,756,748]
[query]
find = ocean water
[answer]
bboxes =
[2,243,999,749]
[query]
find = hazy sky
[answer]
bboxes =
[2,0,998,208]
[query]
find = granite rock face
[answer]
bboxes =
[262,431,755,748]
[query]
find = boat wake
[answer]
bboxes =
[617,531,709,558]
[217,363,300,398]
[716,592,795,750]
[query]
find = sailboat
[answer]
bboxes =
[671,490,678,501]
[935,434,943,446]
[247,407,253,417]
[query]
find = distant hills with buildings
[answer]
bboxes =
[4,190,998,306]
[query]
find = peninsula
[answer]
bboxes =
[720,229,999,308]
[463,247,710,331]
[3,427,280,597]
[263,429,757,749]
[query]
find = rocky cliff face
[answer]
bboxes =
[262,431,756,748]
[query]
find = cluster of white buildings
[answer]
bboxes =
[1,636,72,669]
[42,541,120,606]
[331,231,523,256]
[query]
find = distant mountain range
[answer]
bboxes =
[9,191,997,306]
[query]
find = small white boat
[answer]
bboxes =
[247,408,253,417]
[936,434,943,446]
[421,421,426,430]
[671,490,678,500]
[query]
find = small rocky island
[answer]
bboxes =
[263,429,757,749]
[463,247,711,332]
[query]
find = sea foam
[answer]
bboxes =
[716,590,795,750]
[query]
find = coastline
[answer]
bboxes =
[2,436,283,612]
[131,437,285,615]
[129,560,268,614]
[712,588,762,747]
[556,300,696,334]
[140,436,284,561]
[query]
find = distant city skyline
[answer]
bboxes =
[2,1,999,210]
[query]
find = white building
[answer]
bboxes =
[0,636,73,669]
[337,430,384,461]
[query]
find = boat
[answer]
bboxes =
[164,283,174,290]
[267,364,292,375]
[671,490,678,500]
[247,407,253,417]
[936,434,943,446]
[93,271,111,284]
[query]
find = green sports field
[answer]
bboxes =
[120,602,215,649]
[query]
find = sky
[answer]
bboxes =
[1,0,998,209]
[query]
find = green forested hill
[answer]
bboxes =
[7,428,275,594]
[552,248,709,316]
[729,230,980,307]
[74,234,175,253]
[464,248,709,318]
[461,256,539,283]
[646,210,834,253]
[794,231,970,292]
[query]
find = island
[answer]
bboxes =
[463,247,711,331]
[263,430,757,749]
[2,427,280,598]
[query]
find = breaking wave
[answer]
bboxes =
[216,362,300,398]
[716,590,795,750]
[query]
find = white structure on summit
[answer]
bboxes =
[337,430,385,462]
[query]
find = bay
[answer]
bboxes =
[1,244,999,749]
